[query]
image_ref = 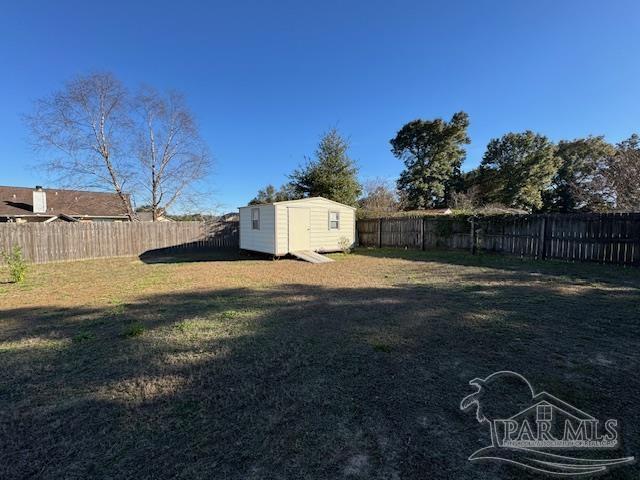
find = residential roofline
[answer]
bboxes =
[0,185,132,197]
[1,214,130,219]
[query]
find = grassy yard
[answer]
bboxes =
[1,249,639,479]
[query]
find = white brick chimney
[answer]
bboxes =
[33,186,47,213]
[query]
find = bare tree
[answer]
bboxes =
[450,185,481,212]
[605,134,640,211]
[358,178,400,217]
[134,87,211,220]
[26,72,135,218]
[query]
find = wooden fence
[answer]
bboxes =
[357,213,640,266]
[0,220,239,264]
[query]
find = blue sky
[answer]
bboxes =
[1,1,639,213]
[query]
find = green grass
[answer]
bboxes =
[123,322,145,337]
[0,248,638,479]
[220,309,241,319]
[372,342,392,353]
[174,319,197,333]
[72,331,96,343]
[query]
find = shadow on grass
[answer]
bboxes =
[138,247,270,264]
[0,267,638,479]
[355,247,640,289]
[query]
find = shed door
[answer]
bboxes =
[288,208,310,251]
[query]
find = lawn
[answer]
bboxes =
[1,249,639,479]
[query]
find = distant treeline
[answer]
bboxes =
[247,113,640,217]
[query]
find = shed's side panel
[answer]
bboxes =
[275,204,289,255]
[239,204,276,254]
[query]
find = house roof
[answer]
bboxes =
[358,208,453,219]
[0,185,131,218]
[400,208,452,216]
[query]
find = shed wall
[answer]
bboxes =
[239,204,276,254]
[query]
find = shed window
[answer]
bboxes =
[329,211,340,230]
[251,208,260,230]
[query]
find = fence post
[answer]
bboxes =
[538,216,547,260]
[378,218,382,248]
[421,217,425,251]
[470,217,476,255]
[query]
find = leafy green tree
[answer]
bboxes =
[542,136,615,212]
[390,112,470,209]
[479,131,559,211]
[289,129,361,206]
[249,184,298,205]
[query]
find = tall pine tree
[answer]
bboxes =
[289,129,361,206]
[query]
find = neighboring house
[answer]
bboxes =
[360,208,453,219]
[0,185,131,223]
[361,207,529,218]
[239,197,356,255]
[136,211,173,222]
[412,208,453,216]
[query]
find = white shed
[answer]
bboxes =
[239,197,356,256]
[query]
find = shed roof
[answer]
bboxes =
[0,185,131,218]
[239,196,356,210]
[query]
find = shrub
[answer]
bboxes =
[2,246,27,283]
[338,236,352,254]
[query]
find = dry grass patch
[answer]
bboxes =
[0,249,639,479]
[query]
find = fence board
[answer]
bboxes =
[357,213,640,267]
[0,220,239,264]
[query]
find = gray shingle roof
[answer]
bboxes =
[0,186,130,217]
